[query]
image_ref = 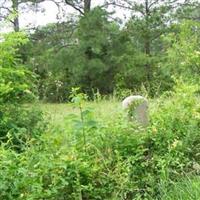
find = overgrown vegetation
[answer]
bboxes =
[0,81,200,199]
[0,0,200,199]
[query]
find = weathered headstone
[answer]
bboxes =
[122,95,148,126]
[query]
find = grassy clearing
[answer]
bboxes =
[39,99,121,126]
[39,98,159,126]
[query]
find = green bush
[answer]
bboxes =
[0,32,45,150]
[0,66,36,104]
[0,105,46,151]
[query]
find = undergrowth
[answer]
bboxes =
[0,82,200,199]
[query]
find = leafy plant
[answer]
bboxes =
[69,87,98,152]
[0,32,45,150]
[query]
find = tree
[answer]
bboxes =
[106,0,198,80]
[0,0,65,32]
[0,0,44,32]
[176,1,200,21]
[0,0,29,32]
[72,7,120,94]
[0,0,18,31]
[23,20,78,101]
[24,7,124,101]
[164,21,200,80]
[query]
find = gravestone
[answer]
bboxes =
[122,95,148,126]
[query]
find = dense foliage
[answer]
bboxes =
[20,2,199,102]
[0,32,45,150]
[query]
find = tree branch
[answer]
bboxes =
[101,0,133,10]
[64,0,84,15]
[149,0,160,9]
[0,6,13,12]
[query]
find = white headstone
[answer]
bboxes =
[122,95,148,126]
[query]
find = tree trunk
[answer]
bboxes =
[84,0,91,14]
[144,39,151,80]
[144,0,151,80]
[12,0,19,32]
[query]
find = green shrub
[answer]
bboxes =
[0,105,46,151]
[0,66,36,104]
[0,32,45,150]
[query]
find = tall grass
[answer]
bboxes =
[160,177,200,200]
